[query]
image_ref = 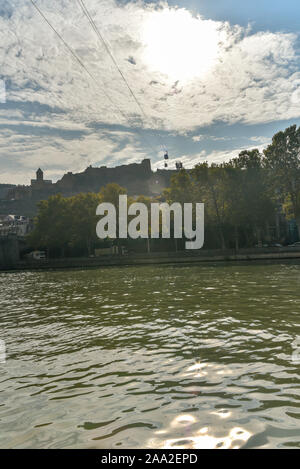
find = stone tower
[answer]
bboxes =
[36,168,43,181]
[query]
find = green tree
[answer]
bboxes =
[69,192,101,255]
[192,163,228,249]
[28,194,72,256]
[263,125,300,234]
[227,150,275,246]
[99,183,127,206]
[163,169,195,204]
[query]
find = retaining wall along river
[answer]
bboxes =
[2,247,300,271]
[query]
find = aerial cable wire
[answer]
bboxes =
[77,0,166,152]
[29,0,157,156]
[29,0,125,123]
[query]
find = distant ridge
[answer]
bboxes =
[0,160,176,217]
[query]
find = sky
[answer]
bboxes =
[0,0,300,184]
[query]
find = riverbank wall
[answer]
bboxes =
[2,247,300,271]
[0,235,20,268]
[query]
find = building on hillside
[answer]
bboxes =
[0,214,33,237]
[7,168,55,201]
[31,168,53,189]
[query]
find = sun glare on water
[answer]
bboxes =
[142,9,221,82]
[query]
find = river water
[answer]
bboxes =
[0,262,300,449]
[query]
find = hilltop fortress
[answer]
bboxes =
[1,159,176,216]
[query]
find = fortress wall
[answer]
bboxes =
[2,160,174,214]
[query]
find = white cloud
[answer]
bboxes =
[0,124,150,183]
[249,136,271,145]
[192,134,235,142]
[153,143,268,171]
[192,135,206,142]
[0,0,299,182]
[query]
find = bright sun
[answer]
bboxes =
[142,9,221,82]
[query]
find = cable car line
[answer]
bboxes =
[30,0,175,168]
[29,0,159,157]
[77,0,147,122]
[29,1,127,122]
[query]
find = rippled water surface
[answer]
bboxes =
[0,263,300,448]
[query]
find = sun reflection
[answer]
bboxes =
[150,415,251,449]
[183,361,234,379]
[148,361,251,449]
[184,362,208,378]
[171,414,196,427]
[211,409,232,419]
[142,9,220,82]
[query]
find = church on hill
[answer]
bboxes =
[30,168,53,189]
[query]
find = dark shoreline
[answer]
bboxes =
[2,247,300,272]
